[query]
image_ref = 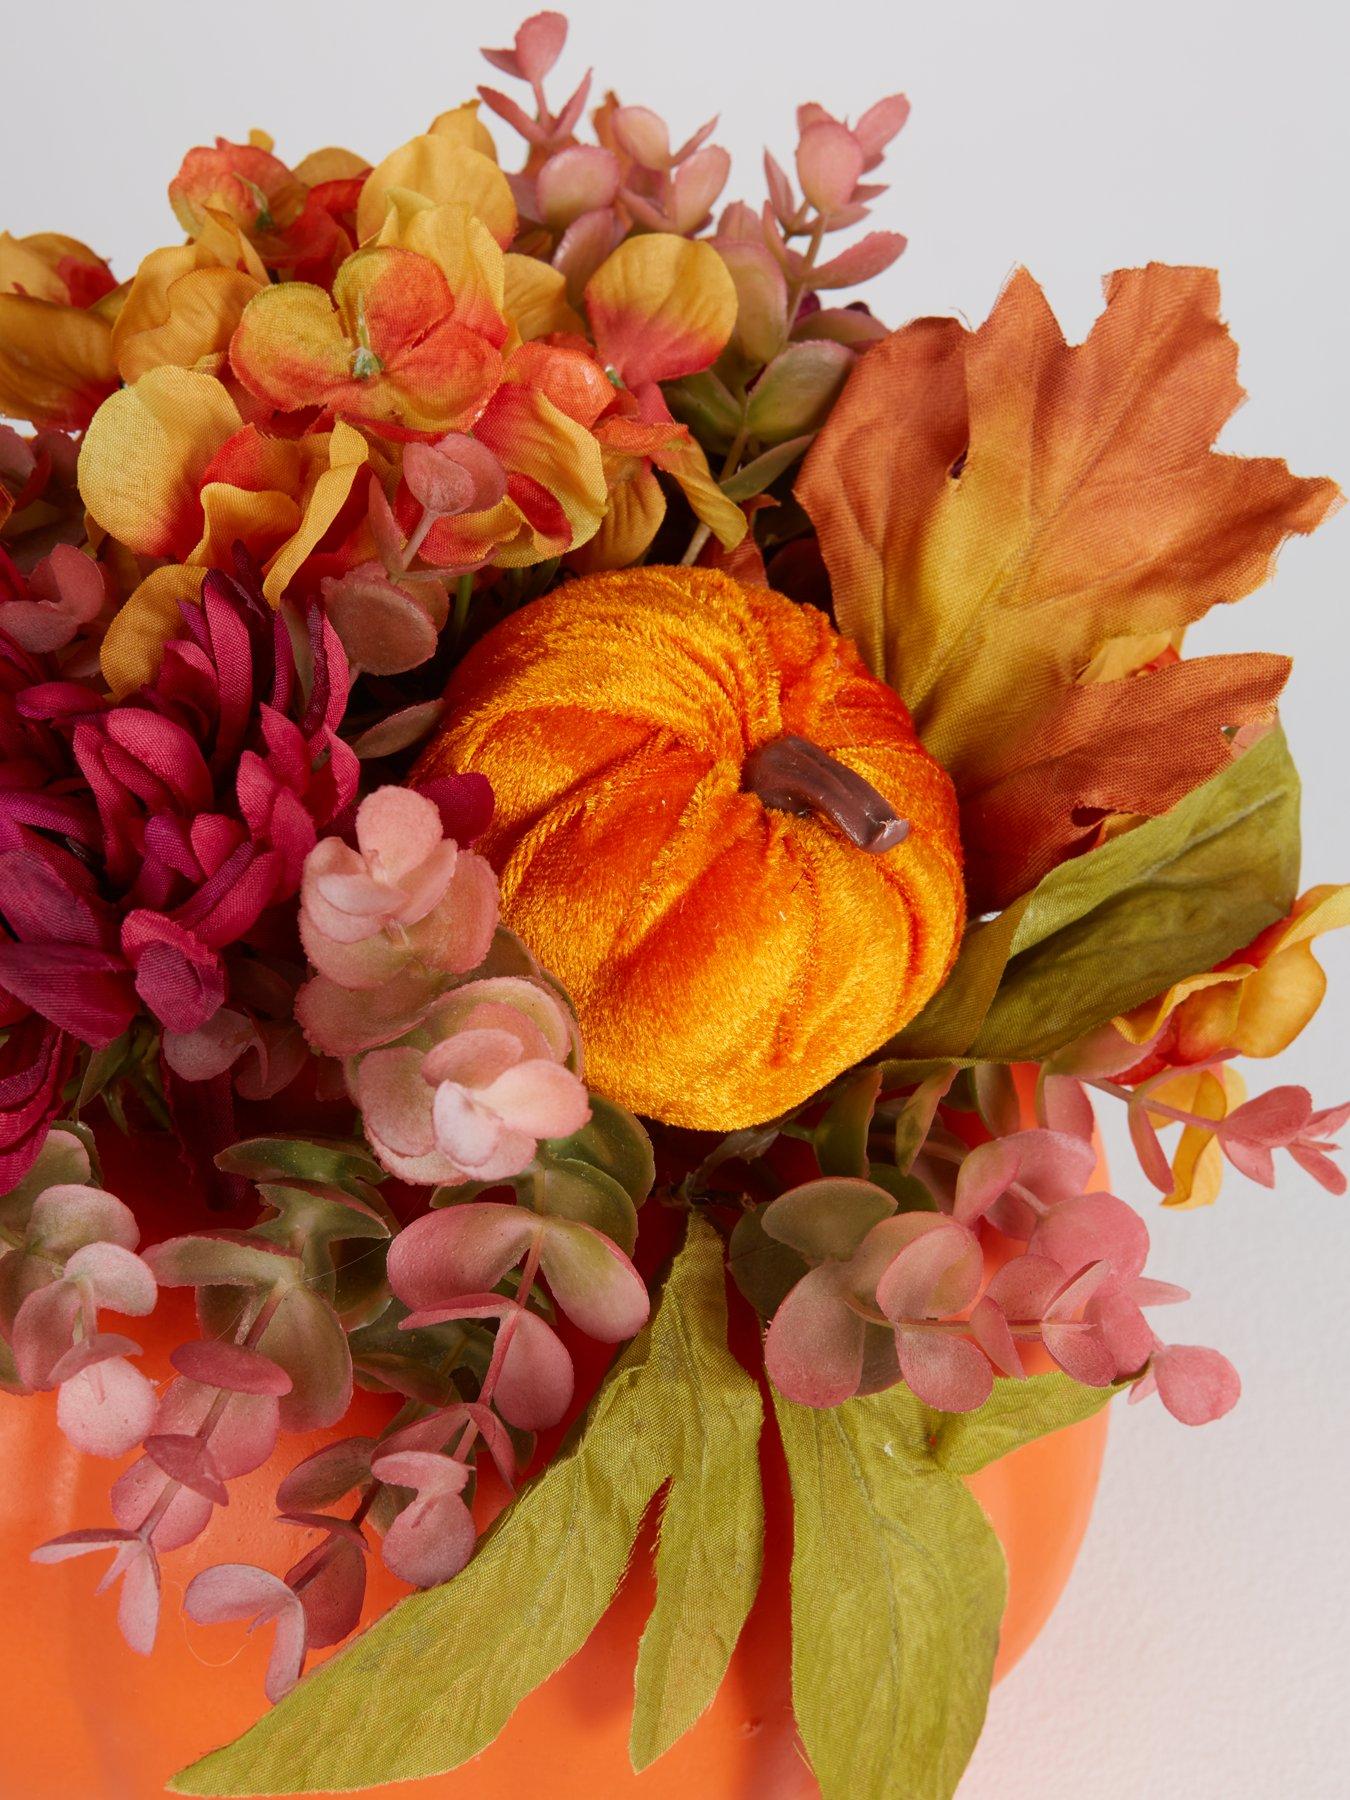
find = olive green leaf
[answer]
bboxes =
[629,1217,763,1769]
[920,1370,1120,1476]
[814,1063,882,1177]
[773,1374,1123,1800]
[889,726,1300,1068]
[172,1214,762,1796]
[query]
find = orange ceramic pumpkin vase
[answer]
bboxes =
[0,1116,1109,1800]
[419,566,967,1131]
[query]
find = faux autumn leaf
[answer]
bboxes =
[772,1374,1121,1800]
[960,653,1291,909]
[798,265,1340,905]
[170,1215,762,1796]
[889,725,1300,1068]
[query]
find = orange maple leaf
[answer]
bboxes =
[798,265,1341,907]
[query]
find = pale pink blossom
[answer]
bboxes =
[299,787,497,991]
[355,994,589,1185]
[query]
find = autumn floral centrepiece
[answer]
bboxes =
[0,11,1344,1800]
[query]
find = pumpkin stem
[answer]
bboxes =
[743,735,910,853]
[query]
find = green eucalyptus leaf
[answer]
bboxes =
[215,1137,384,1193]
[891,1068,957,1173]
[745,341,854,443]
[349,1301,491,1404]
[0,1125,93,1232]
[728,1202,809,1318]
[545,1094,655,1207]
[720,433,815,502]
[259,1286,353,1433]
[252,1183,391,1299]
[145,1233,303,1291]
[814,1064,881,1178]
[663,369,744,449]
[523,1156,639,1256]
[866,1165,939,1212]
[173,1214,762,1796]
[762,1176,896,1263]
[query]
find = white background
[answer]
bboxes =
[4,1,1347,1794]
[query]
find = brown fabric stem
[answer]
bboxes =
[744,734,910,853]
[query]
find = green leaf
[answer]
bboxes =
[173,1214,762,1796]
[523,1155,640,1255]
[773,1386,1005,1800]
[0,1125,93,1233]
[763,1177,896,1263]
[728,1202,809,1318]
[975,726,1300,1060]
[545,1094,655,1207]
[663,369,744,448]
[629,1219,763,1769]
[813,1064,881,1177]
[884,899,1032,1066]
[922,1372,1121,1476]
[745,342,854,443]
[720,433,815,502]
[890,727,1300,1065]
[215,1136,385,1193]
[773,1373,1123,1799]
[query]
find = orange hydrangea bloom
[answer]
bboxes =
[229,245,506,438]
[1119,884,1350,1070]
[0,231,119,429]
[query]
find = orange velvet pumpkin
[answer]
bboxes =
[421,567,966,1130]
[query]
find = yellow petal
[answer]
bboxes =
[261,420,368,604]
[569,466,667,573]
[78,368,242,557]
[1117,966,1243,1046]
[428,102,498,160]
[476,385,608,568]
[1162,1066,1245,1209]
[503,255,585,341]
[585,236,738,386]
[192,482,303,568]
[292,146,371,184]
[101,563,206,696]
[115,262,261,383]
[0,294,115,429]
[0,231,80,303]
[356,137,516,248]
[376,199,505,340]
[649,431,747,548]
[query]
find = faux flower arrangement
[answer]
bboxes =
[0,10,1344,1797]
